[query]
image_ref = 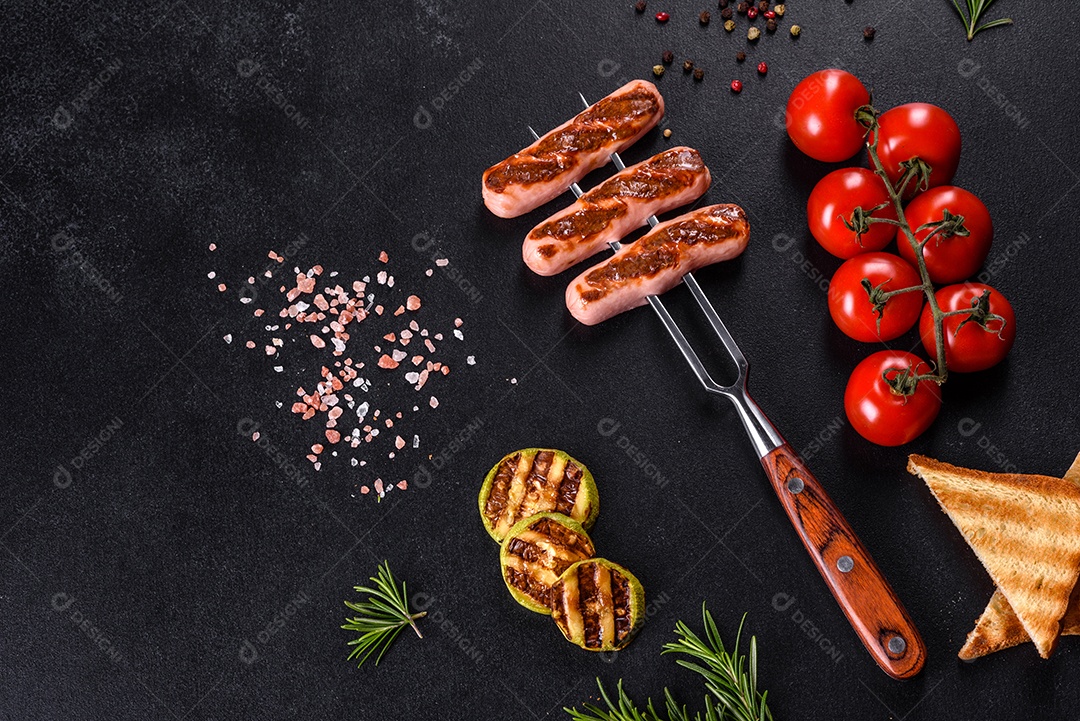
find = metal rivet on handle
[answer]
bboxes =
[786,476,805,494]
[888,636,907,654]
[837,555,854,573]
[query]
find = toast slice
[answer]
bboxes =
[958,452,1080,660]
[908,454,1080,659]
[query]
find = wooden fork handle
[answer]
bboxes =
[761,443,926,679]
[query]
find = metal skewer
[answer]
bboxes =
[521,94,927,680]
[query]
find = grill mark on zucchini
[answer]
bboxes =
[483,453,519,529]
[611,570,631,640]
[579,563,601,648]
[501,514,595,613]
[557,461,583,516]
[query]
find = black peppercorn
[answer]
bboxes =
[863,26,876,40]
[683,59,694,73]
[693,67,704,81]
[635,0,647,12]
[700,10,711,24]
[720,6,733,19]
[736,2,748,14]
[736,51,746,62]
[757,0,768,11]
[662,50,674,64]
[719,0,729,6]
[766,18,777,32]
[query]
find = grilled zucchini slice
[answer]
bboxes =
[550,558,644,652]
[500,513,596,615]
[479,448,599,543]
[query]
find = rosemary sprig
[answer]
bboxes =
[341,561,426,668]
[565,605,772,721]
[950,0,1012,41]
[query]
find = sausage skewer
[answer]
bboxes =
[521,95,927,681]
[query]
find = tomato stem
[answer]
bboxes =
[859,104,953,387]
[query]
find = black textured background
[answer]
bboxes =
[3,2,1079,719]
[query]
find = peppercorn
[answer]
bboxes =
[747,6,758,19]
[662,50,674,64]
[653,64,665,77]
[693,67,704,81]
[683,59,694,73]
[763,9,775,18]
[635,0,647,11]
[736,50,746,62]
[773,3,785,15]
[655,11,670,22]
[724,19,736,31]
[757,1,769,12]
[863,26,876,40]
[747,26,761,40]
[736,2,748,14]
[663,128,672,138]
[757,61,768,75]
[730,79,743,93]
[700,10,711,24]
[719,7,732,20]
[719,0,729,6]
[766,18,777,32]
[790,24,801,37]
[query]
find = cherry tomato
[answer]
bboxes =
[786,69,870,162]
[828,253,923,342]
[808,168,898,259]
[844,350,942,446]
[919,283,1016,372]
[899,186,993,284]
[871,103,961,197]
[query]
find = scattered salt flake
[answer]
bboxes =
[275,401,283,408]
[511,378,518,384]
[326,429,341,444]
[217,283,227,292]
[251,432,260,441]
[208,271,216,279]
[412,435,419,448]
[388,452,395,459]
[395,435,405,449]
[429,396,439,408]
[425,269,433,276]
[378,354,399,369]
[377,270,387,285]
[466,355,476,365]
[350,458,358,467]
[387,276,395,287]
[310,334,326,349]
[454,318,463,327]
[435,258,449,267]
[360,486,370,495]
[397,480,408,490]
[246,341,256,349]
[375,479,385,495]
[405,371,420,384]
[223,334,233,344]
[393,305,405,316]
[209,243,217,251]
[391,349,407,362]
[273,365,283,373]
[379,251,388,263]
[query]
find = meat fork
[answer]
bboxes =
[524,95,926,679]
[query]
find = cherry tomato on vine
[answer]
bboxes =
[844,350,942,446]
[919,283,1016,373]
[808,168,898,259]
[828,253,923,342]
[786,69,870,162]
[899,186,993,284]
[871,103,961,197]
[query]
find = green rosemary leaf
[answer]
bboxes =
[341,560,426,668]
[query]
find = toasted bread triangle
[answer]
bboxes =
[959,451,1080,660]
[908,454,1080,659]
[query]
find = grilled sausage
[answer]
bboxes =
[566,204,750,326]
[482,80,665,219]
[522,147,711,276]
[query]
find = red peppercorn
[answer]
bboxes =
[764,9,775,18]
[747,6,758,19]
[655,11,670,22]
[757,61,768,75]
[730,79,743,93]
